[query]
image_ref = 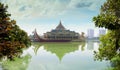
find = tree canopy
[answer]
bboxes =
[93,0,120,30]
[93,0,120,70]
[0,2,31,60]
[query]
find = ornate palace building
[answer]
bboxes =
[43,21,80,40]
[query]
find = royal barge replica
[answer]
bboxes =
[32,21,81,42]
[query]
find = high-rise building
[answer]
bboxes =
[87,29,94,38]
[99,29,106,36]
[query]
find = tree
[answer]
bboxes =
[0,2,31,60]
[93,0,120,70]
[93,0,120,30]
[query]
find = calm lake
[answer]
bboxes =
[1,41,110,70]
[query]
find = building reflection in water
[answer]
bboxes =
[32,41,101,61]
[87,41,94,50]
[32,42,43,55]
[32,42,86,61]
[1,42,108,70]
[78,42,86,51]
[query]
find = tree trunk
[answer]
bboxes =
[115,29,120,51]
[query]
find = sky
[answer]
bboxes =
[1,0,106,36]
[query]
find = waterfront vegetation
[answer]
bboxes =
[0,2,31,60]
[93,0,120,70]
[0,0,120,70]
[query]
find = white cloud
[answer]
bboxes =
[1,0,68,19]
[68,0,105,11]
[1,0,106,20]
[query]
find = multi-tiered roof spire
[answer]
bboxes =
[55,20,66,30]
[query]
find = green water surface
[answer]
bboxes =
[2,41,110,70]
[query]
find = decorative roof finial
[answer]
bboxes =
[55,20,66,30]
[60,20,62,24]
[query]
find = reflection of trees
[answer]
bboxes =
[32,42,43,55]
[80,42,86,51]
[2,54,31,70]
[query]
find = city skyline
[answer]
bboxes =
[87,28,106,38]
[1,0,106,35]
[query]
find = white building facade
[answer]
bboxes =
[87,29,94,38]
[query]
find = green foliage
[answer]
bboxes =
[93,0,120,30]
[0,2,31,60]
[110,55,120,70]
[94,31,119,60]
[93,0,120,70]
[93,14,120,30]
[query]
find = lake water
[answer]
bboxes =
[1,41,110,70]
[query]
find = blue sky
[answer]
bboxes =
[1,0,106,36]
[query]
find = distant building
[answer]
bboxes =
[87,29,94,38]
[99,29,106,36]
[43,21,80,40]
